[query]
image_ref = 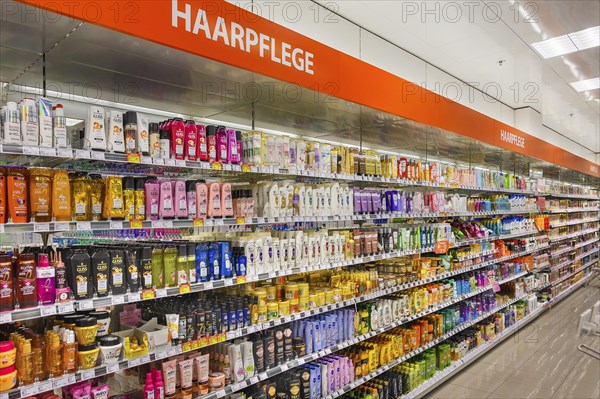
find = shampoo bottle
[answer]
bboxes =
[36,253,55,306]
[226,128,238,163]
[149,122,161,158]
[186,181,197,219]
[137,113,150,156]
[106,110,125,153]
[85,105,107,151]
[206,125,217,161]
[208,182,222,218]
[197,124,209,161]
[216,126,228,162]
[123,111,137,153]
[144,178,160,220]
[170,118,185,160]
[159,180,175,219]
[184,120,198,161]
[144,372,155,399]
[196,181,208,218]
[174,180,188,219]
[221,183,233,217]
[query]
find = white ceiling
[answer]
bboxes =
[314,0,600,155]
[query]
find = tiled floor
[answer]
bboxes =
[427,282,600,399]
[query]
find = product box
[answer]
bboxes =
[136,317,171,350]
[113,328,149,359]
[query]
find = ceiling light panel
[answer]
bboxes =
[532,26,600,58]
[531,35,578,58]
[570,77,600,92]
[568,26,600,51]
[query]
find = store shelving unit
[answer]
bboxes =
[0,2,598,398]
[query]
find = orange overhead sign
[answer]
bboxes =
[13,0,599,177]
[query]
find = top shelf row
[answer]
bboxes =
[1,143,598,200]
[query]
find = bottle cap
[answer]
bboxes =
[76,316,98,327]
[160,129,170,140]
[0,341,14,352]
[206,125,217,136]
[98,334,121,347]
[236,130,242,141]
[135,177,147,190]
[124,111,137,125]
[89,311,110,320]
[53,104,64,116]
[186,180,197,192]
[123,176,135,190]
[149,122,159,133]
[78,343,97,352]
[178,245,187,257]
[37,253,50,267]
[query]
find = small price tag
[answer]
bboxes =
[57,302,75,313]
[34,222,50,232]
[165,158,176,166]
[139,354,151,364]
[38,380,53,393]
[91,151,105,160]
[77,221,92,231]
[141,156,153,164]
[40,147,57,156]
[259,372,268,381]
[163,220,174,228]
[80,368,95,380]
[58,148,73,158]
[193,218,205,227]
[211,162,223,171]
[182,342,192,352]
[176,160,186,167]
[110,220,123,229]
[0,225,4,233]
[23,146,40,155]
[179,284,191,294]
[214,219,224,226]
[75,149,91,159]
[242,164,251,173]
[0,313,13,324]
[107,363,120,373]
[54,222,70,231]
[112,295,125,305]
[155,288,167,298]
[128,292,141,302]
[127,153,141,163]
[21,385,39,396]
[153,158,165,165]
[222,163,231,171]
[236,216,246,225]
[41,305,57,316]
[128,357,142,367]
[64,374,77,385]
[151,220,164,228]
[78,299,94,310]
[224,278,234,287]
[130,219,143,229]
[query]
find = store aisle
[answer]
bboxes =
[427,282,600,399]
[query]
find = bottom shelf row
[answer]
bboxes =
[4,263,595,399]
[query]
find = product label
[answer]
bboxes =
[113,198,123,210]
[75,203,86,215]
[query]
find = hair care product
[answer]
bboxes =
[106,110,125,153]
[123,111,137,153]
[7,168,28,223]
[85,106,106,151]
